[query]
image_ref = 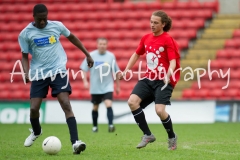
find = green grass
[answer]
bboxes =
[0,123,240,160]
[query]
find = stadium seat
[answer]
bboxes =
[223,89,239,99]
[0,90,10,99]
[216,49,230,59]
[148,2,162,10]
[225,39,240,49]
[230,69,240,79]
[161,2,176,10]
[233,29,240,38]
[0,72,10,82]
[197,89,209,99]
[209,89,224,99]
[203,1,219,12]
[182,89,195,99]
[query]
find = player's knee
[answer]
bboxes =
[30,107,39,115]
[155,108,165,117]
[61,101,72,113]
[127,98,139,109]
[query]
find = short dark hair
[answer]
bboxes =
[97,37,108,43]
[33,4,48,16]
[152,10,172,32]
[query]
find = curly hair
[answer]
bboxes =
[152,10,172,32]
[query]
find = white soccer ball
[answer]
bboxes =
[42,136,62,155]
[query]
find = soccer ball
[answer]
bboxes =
[42,136,62,155]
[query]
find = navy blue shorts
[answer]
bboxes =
[91,92,113,105]
[30,74,72,98]
[131,79,173,108]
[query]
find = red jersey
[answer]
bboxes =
[135,32,180,88]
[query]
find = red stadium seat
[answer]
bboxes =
[230,69,240,79]
[194,9,213,19]
[223,89,239,99]
[109,3,122,11]
[233,29,240,38]
[203,1,219,12]
[134,2,149,11]
[188,2,202,9]
[161,2,176,10]
[216,50,229,59]
[0,90,10,99]
[9,90,25,100]
[225,39,240,49]
[122,2,135,11]
[0,72,11,82]
[228,79,240,89]
[182,89,195,99]
[209,89,224,99]
[197,89,209,98]
[147,2,161,10]
[231,50,240,59]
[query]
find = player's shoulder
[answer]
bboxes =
[142,33,152,39]
[162,32,173,39]
[19,22,33,36]
[47,20,64,26]
[90,49,99,55]
[106,50,115,56]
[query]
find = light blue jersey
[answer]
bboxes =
[80,50,120,94]
[18,20,70,81]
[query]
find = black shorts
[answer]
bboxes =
[131,79,173,108]
[91,92,113,105]
[30,74,72,98]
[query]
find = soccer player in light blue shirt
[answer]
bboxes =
[18,4,93,154]
[80,37,121,133]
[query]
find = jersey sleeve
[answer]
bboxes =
[80,58,89,72]
[58,21,71,37]
[18,31,29,54]
[166,37,180,61]
[135,36,146,55]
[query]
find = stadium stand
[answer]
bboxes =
[181,13,240,100]
[0,0,218,100]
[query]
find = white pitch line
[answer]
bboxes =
[182,145,239,156]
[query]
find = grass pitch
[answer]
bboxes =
[0,123,240,160]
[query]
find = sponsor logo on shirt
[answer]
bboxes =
[34,35,57,46]
[95,61,109,66]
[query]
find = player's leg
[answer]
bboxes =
[92,104,99,132]
[154,81,177,150]
[103,92,115,132]
[51,74,85,154]
[24,79,49,147]
[91,94,102,132]
[128,79,156,148]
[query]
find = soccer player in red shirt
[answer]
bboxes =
[119,10,180,150]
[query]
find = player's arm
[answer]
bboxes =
[81,71,89,89]
[165,59,176,84]
[22,53,29,83]
[119,53,140,80]
[115,76,120,94]
[67,33,94,68]
[164,37,179,84]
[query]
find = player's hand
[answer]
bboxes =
[25,74,30,83]
[86,56,94,68]
[118,71,126,80]
[83,81,89,89]
[163,78,170,84]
